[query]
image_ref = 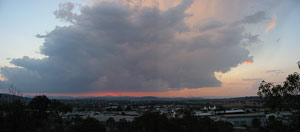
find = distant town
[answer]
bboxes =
[0,92,298,132]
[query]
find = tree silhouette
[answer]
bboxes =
[50,99,72,113]
[258,72,300,110]
[258,72,300,131]
[29,95,51,112]
[70,117,105,132]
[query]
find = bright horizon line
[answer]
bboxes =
[11,92,255,99]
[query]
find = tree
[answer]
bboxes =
[258,72,300,131]
[283,72,300,109]
[1,100,35,132]
[252,118,261,128]
[70,117,106,132]
[50,99,73,113]
[265,115,291,132]
[117,118,133,132]
[132,112,170,132]
[106,117,117,132]
[214,120,233,132]
[257,72,300,110]
[29,95,51,112]
[125,105,131,111]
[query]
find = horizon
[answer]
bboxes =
[1,0,300,97]
[1,92,256,100]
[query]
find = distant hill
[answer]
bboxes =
[0,93,31,103]
[0,93,259,102]
[46,95,205,101]
[89,96,261,101]
[84,96,205,101]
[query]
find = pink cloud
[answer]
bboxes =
[265,14,276,33]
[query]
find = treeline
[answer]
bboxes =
[258,72,300,132]
[0,96,299,132]
[0,94,299,132]
[0,95,234,132]
[0,95,72,132]
[105,112,233,132]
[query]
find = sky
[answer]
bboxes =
[0,0,300,97]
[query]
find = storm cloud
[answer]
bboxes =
[0,0,264,93]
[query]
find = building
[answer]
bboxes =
[220,113,266,128]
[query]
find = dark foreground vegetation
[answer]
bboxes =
[0,95,233,132]
[0,95,299,132]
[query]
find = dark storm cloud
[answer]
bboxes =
[0,0,264,93]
